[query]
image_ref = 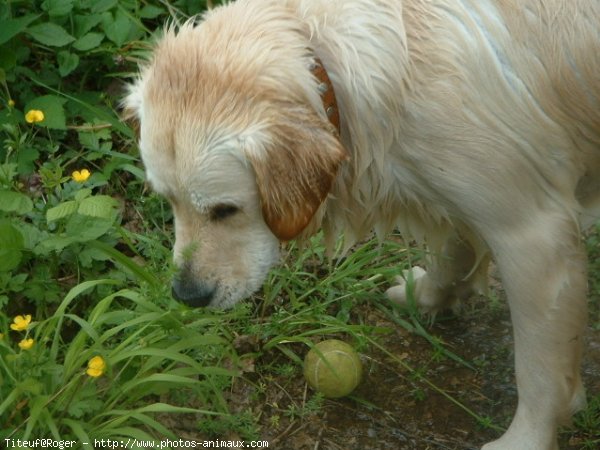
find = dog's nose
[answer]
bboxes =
[171,277,215,307]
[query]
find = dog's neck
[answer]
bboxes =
[310,58,341,135]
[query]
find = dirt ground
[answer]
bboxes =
[225,271,600,450]
[163,264,599,449]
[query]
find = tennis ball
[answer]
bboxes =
[303,339,363,398]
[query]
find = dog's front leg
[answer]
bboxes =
[483,215,588,450]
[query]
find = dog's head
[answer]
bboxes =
[124,8,347,308]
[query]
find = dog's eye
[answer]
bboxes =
[210,204,240,221]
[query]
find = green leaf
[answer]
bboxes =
[78,130,100,149]
[62,280,121,314]
[102,10,131,47]
[0,14,40,45]
[24,95,67,130]
[19,378,44,395]
[74,188,92,202]
[139,4,165,19]
[78,195,119,219]
[66,214,113,241]
[62,419,93,450]
[57,51,79,76]
[17,147,39,174]
[42,0,74,17]
[0,220,24,271]
[73,14,103,37]
[68,396,103,419]
[9,273,28,290]
[27,22,75,47]
[64,313,101,341]
[116,374,203,396]
[46,200,77,222]
[34,235,76,254]
[119,163,146,182]
[15,222,47,250]
[78,245,110,267]
[0,163,18,184]
[91,0,118,14]
[137,403,220,415]
[73,32,104,51]
[0,387,20,419]
[0,190,33,214]
[23,395,51,439]
[87,240,159,287]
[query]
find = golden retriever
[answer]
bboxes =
[124,1,600,448]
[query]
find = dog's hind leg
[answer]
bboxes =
[482,212,587,450]
[386,231,490,313]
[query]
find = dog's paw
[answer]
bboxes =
[385,266,427,305]
[481,437,558,450]
[481,418,559,450]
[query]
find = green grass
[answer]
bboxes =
[1,0,598,447]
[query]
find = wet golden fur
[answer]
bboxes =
[125,1,600,449]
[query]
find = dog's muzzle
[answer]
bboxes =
[171,274,215,307]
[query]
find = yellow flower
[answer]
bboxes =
[86,356,106,378]
[72,169,91,183]
[25,109,45,123]
[18,338,34,350]
[10,314,32,331]
[8,99,15,108]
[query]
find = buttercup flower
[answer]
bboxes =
[72,169,91,183]
[10,314,32,331]
[86,356,106,378]
[18,338,34,350]
[25,109,45,123]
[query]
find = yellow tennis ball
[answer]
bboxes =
[303,339,363,398]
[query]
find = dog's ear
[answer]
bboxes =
[245,105,348,241]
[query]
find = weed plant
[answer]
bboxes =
[0,0,598,447]
[0,0,235,443]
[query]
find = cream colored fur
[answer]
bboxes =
[125,1,600,449]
